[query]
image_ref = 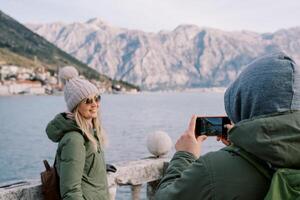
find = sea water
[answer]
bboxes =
[0,91,226,199]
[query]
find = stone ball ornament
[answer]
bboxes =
[147,131,173,157]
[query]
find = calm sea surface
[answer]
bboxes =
[0,91,226,199]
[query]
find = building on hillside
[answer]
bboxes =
[0,65,19,81]
[4,80,45,95]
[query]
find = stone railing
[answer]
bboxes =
[0,157,169,200]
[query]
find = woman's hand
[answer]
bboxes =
[216,124,234,146]
[175,115,207,158]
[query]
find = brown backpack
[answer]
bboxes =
[40,159,61,200]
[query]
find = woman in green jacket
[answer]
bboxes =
[155,52,300,200]
[46,67,109,200]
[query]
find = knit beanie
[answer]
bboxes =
[224,51,300,123]
[61,71,99,112]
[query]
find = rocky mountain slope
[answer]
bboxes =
[28,18,300,90]
[0,11,138,91]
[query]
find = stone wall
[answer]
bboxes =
[0,157,169,200]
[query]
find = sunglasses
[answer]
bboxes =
[82,94,101,104]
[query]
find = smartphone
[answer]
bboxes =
[195,116,231,137]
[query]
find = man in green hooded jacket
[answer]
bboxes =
[155,52,300,200]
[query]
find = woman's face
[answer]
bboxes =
[78,94,101,120]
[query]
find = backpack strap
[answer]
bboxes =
[223,145,273,180]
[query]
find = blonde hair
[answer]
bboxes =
[73,106,107,151]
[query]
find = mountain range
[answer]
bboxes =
[27,18,300,90]
[0,11,138,91]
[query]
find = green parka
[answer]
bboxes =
[155,111,300,200]
[46,113,109,200]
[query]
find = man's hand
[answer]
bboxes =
[216,124,234,146]
[175,115,207,158]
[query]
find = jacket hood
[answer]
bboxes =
[224,52,300,123]
[46,113,82,142]
[229,111,300,168]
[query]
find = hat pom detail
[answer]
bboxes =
[59,66,79,82]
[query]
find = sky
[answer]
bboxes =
[0,0,300,33]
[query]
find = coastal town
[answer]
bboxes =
[0,65,138,96]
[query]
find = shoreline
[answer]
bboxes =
[0,87,226,97]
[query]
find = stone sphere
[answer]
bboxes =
[147,131,173,157]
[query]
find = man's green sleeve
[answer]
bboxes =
[155,151,212,200]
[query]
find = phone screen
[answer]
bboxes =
[195,116,231,136]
